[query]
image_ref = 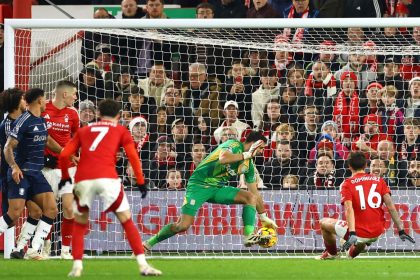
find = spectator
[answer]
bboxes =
[123,161,140,189]
[404,77,420,119]
[120,110,133,128]
[369,157,388,178]
[124,85,157,120]
[400,27,420,81]
[93,7,114,19]
[285,63,305,95]
[182,63,210,113]
[143,135,177,188]
[352,114,391,159]
[333,71,360,145]
[121,0,145,18]
[397,118,420,161]
[243,50,269,87]
[260,98,287,133]
[162,86,193,131]
[267,0,292,16]
[279,85,299,125]
[211,0,247,18]
[343,0,387,18]
[309,122,349,162]
[79,100,96,127]
[247,0,280,18]
[297,105,320,165]
[406,158,420,187]
[196,2,215,18]
[182,143,207,181]
[78,65,106,105]
[274,45,293,81]
[139,63,174,106]
[376,56,406,97]
[148,105,171,142]
[251,68,281,128]
[282,174,299,189]
[376,139,401,187]
[192,115,212,146]
[216,126,239,145]
[170,118,193,163]
[337,28,365,64]
[142,0,168,18]
[312,0,344,18]
[283,0,319,43]
[377,85,404,142]
[372,27,409,47]
[159,169,184,190]
[266,123,297,160]
[128,116,151,160]
[359,82,383,121]
[305,40,341,73]
[261,140,300,189]
[105,66,136,101]
[335,53,377,91]
[303,152,343,189]
[86,44,113,81]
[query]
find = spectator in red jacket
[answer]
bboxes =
[333,71,360,146]
[304,61,337,98]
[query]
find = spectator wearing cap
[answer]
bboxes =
[282,0,319,43]
[359,82,383,121]
[213,100,251,144]
[397,118,420,161]
[143,135,176,188]
[335,52,377,91]
[124,85,157,120]
[352,114,392,159]
[404,77,420,119]
[247,0,280,18]
[333,71,360,146]
[196,2,215,18]
[138,62,174,106]
[121,0,145,18]
[261,140,300,189]
[128,116,150,160]
[79,100,97,127]
[162,86,193,131]
[251,68,281,128]
[105,66,136,101]
[78,65,106,106]
[377,85,404,142]
[211,0,247,18]
[170,118,193,164]
[305,40,341,73]
[377,56,407,97]
[0,23,3,92]
[309,121,349,161]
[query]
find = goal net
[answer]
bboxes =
[3,18,420,258]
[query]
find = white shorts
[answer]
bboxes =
[42,167,77,199]
[73,178,129,214]
[335,220,380,244]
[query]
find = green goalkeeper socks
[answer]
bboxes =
[242,205,256,236]
[147,224,176,247]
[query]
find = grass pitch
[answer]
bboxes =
[0,258,419,280]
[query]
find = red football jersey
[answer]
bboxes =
[42,101,79,158]
[340,172,391,238]
[68,120,134,183]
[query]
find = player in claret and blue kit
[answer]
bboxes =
[317,151,415,260]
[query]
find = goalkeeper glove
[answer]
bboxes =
[58,178,72,190]
[242,140,265,160]
[342,231,358,250]
[136,181,149,199]
[259,212,278,229]
[399,230,416,243]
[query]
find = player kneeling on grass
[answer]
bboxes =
[317,151,415,260]
[144,130,278,251]
[59,99,161,277]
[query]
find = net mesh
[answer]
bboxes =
[8,22,420,256]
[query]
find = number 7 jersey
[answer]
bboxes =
[340,172,391,238]
[64,120,134,183]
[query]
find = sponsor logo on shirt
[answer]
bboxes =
[33,135,47,142]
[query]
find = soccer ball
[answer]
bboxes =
[257,227,277,248]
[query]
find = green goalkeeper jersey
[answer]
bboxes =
[188,139,257,188]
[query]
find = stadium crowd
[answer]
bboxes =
[2,0,420,190]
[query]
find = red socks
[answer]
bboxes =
[325,242,338,256]
[72,222,88,260]
[62,217,74,247]
[122,218,144,255]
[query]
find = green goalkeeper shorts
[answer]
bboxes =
[181,184,241,216]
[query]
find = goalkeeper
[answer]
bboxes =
[144,131,278,250]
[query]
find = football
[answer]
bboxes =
[257,227,277,248]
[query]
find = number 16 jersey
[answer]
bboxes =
[340,172,391,238]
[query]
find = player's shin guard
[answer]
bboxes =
[242,205,256,236]
[16,216,39,250]
[72,222,88,261]
[31,216,54,251]
[146,224,176,247]
[61,217,74,251]
[0,214,13,234]
[121,218,144,255]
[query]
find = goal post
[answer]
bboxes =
[3,17,420,258]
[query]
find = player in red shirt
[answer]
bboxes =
[41,80,79,259]
[59,99,161,277]
[316,151,415,260]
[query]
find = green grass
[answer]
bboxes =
[1,259,420,280]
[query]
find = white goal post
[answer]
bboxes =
[3,18,420,259]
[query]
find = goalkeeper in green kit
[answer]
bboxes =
[144,131,278,250]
